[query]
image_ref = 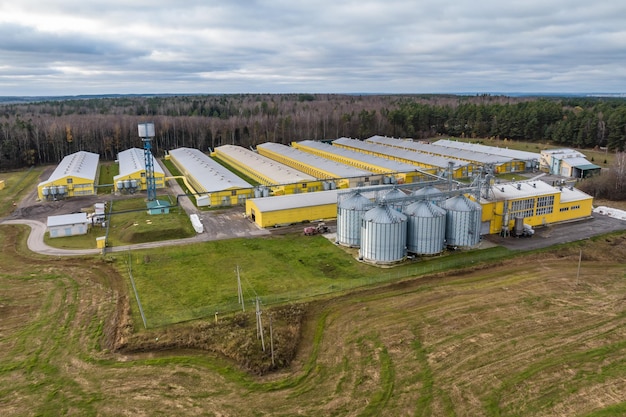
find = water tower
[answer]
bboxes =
[138,122,156,201]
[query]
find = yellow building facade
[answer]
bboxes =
[478,180,594,235]
[37,151,100,200]
[114,148,166,193]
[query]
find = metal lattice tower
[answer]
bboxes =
[138,122,156,201]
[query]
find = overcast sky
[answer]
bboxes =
[1,0,625,96]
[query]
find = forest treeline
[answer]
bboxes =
[2,93,626,170]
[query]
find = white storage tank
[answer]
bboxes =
[336,191,372,247]
[382,187,406,212]
[359,204,407,264]
[116,181,125,191]
[441,195,483,248]
[404,200,446,255]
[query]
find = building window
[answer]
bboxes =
[560,207,569,212]
[572,205,580,210]
[536,195,554,216]
[510,198,534,218]
[67,178,73,184]
[231,190,237,196]
[302,183,307,188]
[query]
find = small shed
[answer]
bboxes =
[47,213,89,238]
[147,200,170,215]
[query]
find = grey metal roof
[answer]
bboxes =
[47,212,89,227]
[332,137,468,170]
[257,142,373,178]
[250,189,341,212]
[169,147,251,192]
[296,140,423,173]
[115,148,164,179]
[367,136,512,165]
[39,151,99,187]
[215,144,316,184]
[563,157,600,169]
[433,139,541,161]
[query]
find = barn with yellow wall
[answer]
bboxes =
[114,148,166,193]
[37,151,99,200]
[246,189,340,228]
[168,147,253,207]
[212,144,326,195]
[292,139,437,184]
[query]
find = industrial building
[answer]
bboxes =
[432,139,540,172]
[540,148,601,178]
[47,213,90,238]
[256,142,386,188]
[367,135,516,174]
[332,137,473,179]
[478,179,594,235]
[245,189,340,228]
[167,147,253,207]
[292,139,438,183]
[212,144,325,195]
[37,151,100,200]
[114,148,166,194]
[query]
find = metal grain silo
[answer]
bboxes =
[336,191,372,247]
[404,200,446,255]
[359,204,407,264]
[382,187,406,212]
[441,195,482,248]
[412,185,443,202]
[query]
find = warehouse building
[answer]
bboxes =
[245,189,340,228]
[478,179,593,235]
[257,142,386,188]
[114,148,166,193]
[332,137,473,178]
[47,213,90,238]
[37,151,99,200]
[540,149,601,178]
[367,135,515,174]
[167,147,253,207]
[433,139,540,172]
[292,139,438,183]
[212,144,325,195]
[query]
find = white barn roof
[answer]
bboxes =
[215,144,316,184]
[296,140,424,173]
[116,148,164,178]
[169,147,251,191]
[47,212,89,227]
[39,151,99,186]
[367,136,512,165]
[333,137,468,170]
[433,139,541,161]
[257,142,373,178]
[488,180,556,201]
[250,189,341,212]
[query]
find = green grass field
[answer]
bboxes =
[121,236,513,328]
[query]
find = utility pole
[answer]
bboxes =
[236,265,244,312]
[269,314,275,366]
[256,297,265,352]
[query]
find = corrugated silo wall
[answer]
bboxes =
[406,212,446,255]
[444,205,482,247]
[360,218,407,263]
[336,207,366,247]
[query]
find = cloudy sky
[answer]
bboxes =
[1,0,625,96]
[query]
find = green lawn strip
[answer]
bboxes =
[412,328,435,417]
[581,402,626,416]
[357,335,395,417]
[485,339,626,416]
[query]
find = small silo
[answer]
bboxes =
[404,200,446,255]
[359,204,407,264]
[412,185,443,202]
[336,191,372,247]
[441,195,483,248]
[116,181,125,192]
[382,187,406,212]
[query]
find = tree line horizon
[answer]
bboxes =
[2,93,626,171]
